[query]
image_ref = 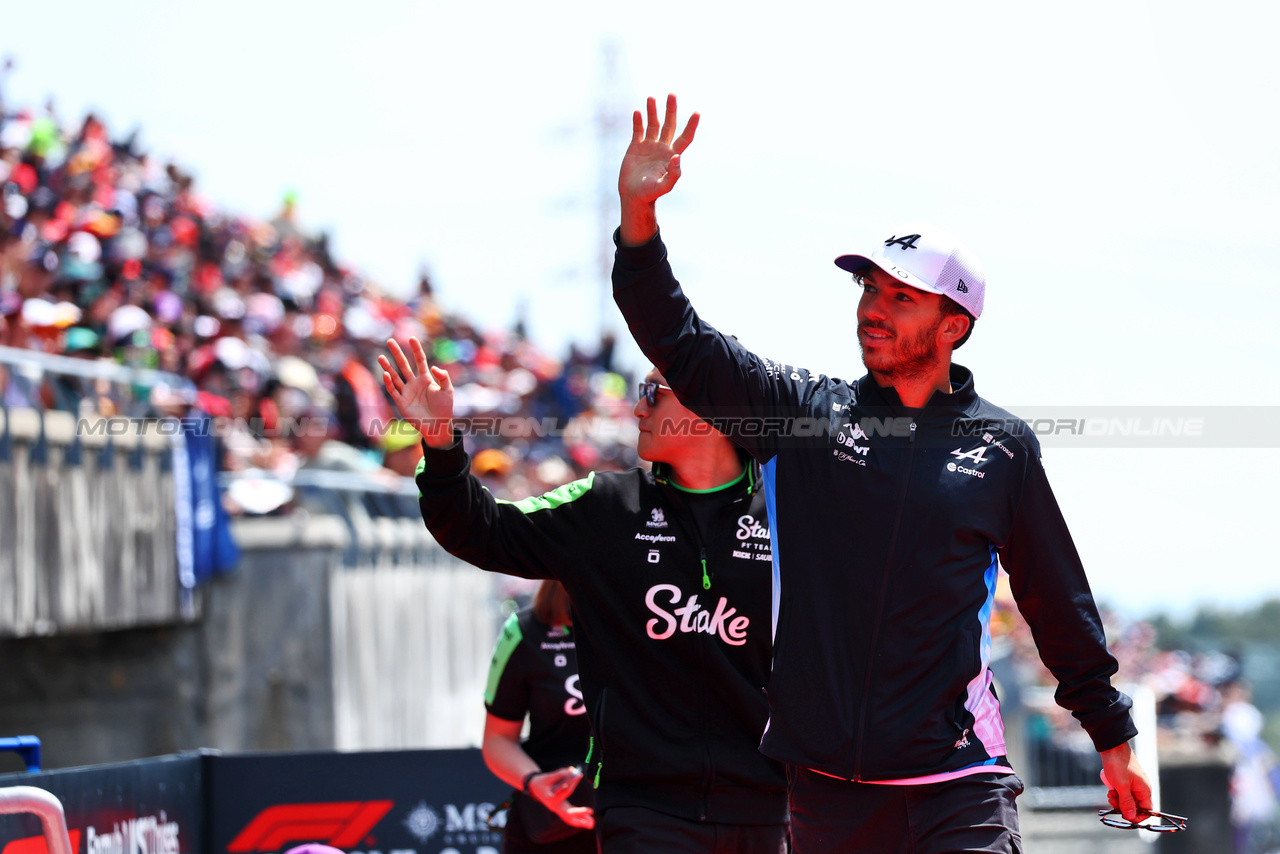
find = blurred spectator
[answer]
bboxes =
[995,589,1280,847]
[292,408,378,474]
[0,85,639,500]
[1221,681,1280,854]
[380,419,424,478]
[0,56,13,119]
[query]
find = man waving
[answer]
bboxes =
[610,94,1153,853]
[381,338,788,853]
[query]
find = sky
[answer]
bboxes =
[3,0,1278,619]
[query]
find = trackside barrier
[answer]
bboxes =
[0,748,509,854]
[0,348,196,636]
[0,787,73,854]
[227,471,498,752]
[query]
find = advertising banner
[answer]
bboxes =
[1,749,510,854]
[0,753,204,854]
[206,750,508,854]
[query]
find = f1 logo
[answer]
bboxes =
[227,801,394,852]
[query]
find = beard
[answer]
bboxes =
[859,316,944,381]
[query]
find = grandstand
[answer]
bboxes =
[0,86,642,755]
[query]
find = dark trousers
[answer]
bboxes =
[597,806,788,854]
[787,766,1023,854]
[502,804,599,854]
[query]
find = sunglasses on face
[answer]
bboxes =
[1097,809,1187,833]
[638,381,673,406]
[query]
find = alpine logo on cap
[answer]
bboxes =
[957,280,969,293]
[884,234,921,250]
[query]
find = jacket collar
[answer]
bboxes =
[854,364,978,419]
[652,458,760,498]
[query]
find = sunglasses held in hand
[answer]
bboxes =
[1097,808,1187,833]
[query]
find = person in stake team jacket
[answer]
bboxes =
[482,580,596,854]
[608,95,1155,853]
[379,338,789,854]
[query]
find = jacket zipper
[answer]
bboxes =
[693,491,744,819]
[696,599,712,821]
[852,419,916,780]
[692,518,711,817]
[661,479,749,815]
[706,481,752,814]
[590,688,607,787]
[691,486,747,814]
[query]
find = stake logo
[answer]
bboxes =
[644,584,751,646]
[227,801,393,852]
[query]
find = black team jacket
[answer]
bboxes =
[416,440,788,823]
[612,228,1138,783]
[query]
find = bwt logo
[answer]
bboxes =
[227,801,393,852]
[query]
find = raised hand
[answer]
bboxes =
[527,766,594,829]
[618,93,699,246]
[378,336,456,449]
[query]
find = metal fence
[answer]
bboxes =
[0,346,195,637]
[0,407,183,636]
[225,469,499,751]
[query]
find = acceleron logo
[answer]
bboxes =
[226,801,394,852]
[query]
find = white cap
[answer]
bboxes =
[834,221,986,318]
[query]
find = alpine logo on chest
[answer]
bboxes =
[947,444,991,479]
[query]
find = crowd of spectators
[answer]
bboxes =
[996,592,1280,851]
[0,86,638,513]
